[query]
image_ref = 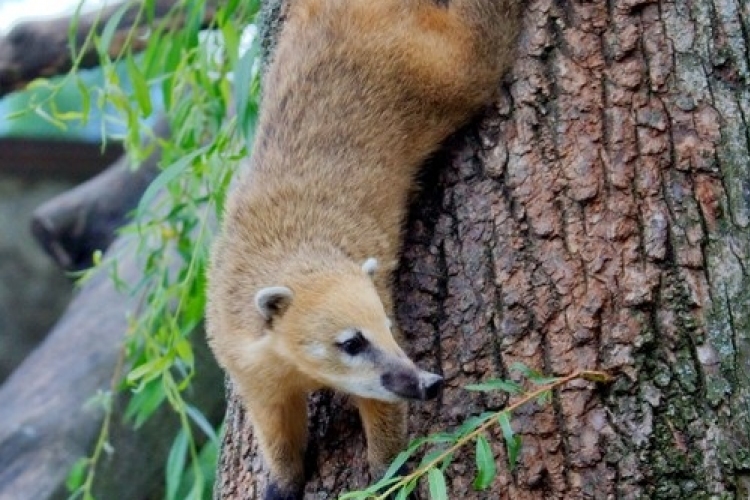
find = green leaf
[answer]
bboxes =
[126,53,153,116]
[83,389,113,413]
[222,0,242,20]
[161,40,184,109]
[427,468,448,500]
[404,436,429,454]
[465,379,523,394]
[529,376,560,386]
[498,412,522,470]
[26,78,54,90]
[67,1,84,60]
[75,78,91,124]
[426,432,457,444]
[141,29,165,78]
[394,478,418,500]
[536,389,553,406]
[98,2,130,56]
[473,435,496,490]
[174,338,195,368]
[220,21,240,66]
[4,109,30,120]
[53,110,85,121]
[136,146,208,217]
[125,378,167,428]
[510,362,538,379]
[166,429,189,500]
[338,491,371,500]
[33,106,66,130]
[186,405,217,442]
[381,450,410,481]
[455,412,495,437]
[234,32,261,149]
[510,363,558,386]
[66,457,88,492]
[126,357,168,386]
[419,449,447,468]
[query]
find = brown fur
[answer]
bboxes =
[206,0,521,497]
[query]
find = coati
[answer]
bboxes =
[206,0,521,498]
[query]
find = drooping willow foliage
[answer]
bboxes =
[23,1,265,498]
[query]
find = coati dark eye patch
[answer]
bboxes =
[336,330,369,356]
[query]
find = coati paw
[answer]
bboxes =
[264,481,304,500]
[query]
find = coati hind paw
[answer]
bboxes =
[264,481,304,500]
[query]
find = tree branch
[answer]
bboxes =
[0,234,225,500]
[0,0,217,98]
[30,118,169,271]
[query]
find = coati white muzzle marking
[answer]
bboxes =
[332,327,443,402]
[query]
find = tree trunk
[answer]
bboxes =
[215,0,750,498]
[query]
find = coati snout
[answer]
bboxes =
[381,369,443,400]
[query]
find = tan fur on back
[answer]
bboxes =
[208,0,518,341]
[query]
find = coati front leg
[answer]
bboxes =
[355,397,409,480]
[247,389,308,500]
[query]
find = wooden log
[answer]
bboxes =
[30,119,168,271]
[0,233,225,500]
[0,138,122,181]
[0,0,217,97]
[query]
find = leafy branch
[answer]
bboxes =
[9,1,263,499]
[341,366,612,500]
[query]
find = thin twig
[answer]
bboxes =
[373,369,612,499]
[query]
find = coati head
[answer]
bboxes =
[254,258,443,402]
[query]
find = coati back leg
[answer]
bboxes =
[397,0,522,115]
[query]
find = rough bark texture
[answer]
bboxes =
[216,0,750,498]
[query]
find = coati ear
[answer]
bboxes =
[362,257,378,277]
[255,286,293,321]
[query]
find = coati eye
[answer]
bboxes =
[337,330,369,356]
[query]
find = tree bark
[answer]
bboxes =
[215,0,749,498]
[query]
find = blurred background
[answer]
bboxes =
[0,0,122,381]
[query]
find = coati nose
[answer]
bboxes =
[418,371,443,400]
[381,370,443,401]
